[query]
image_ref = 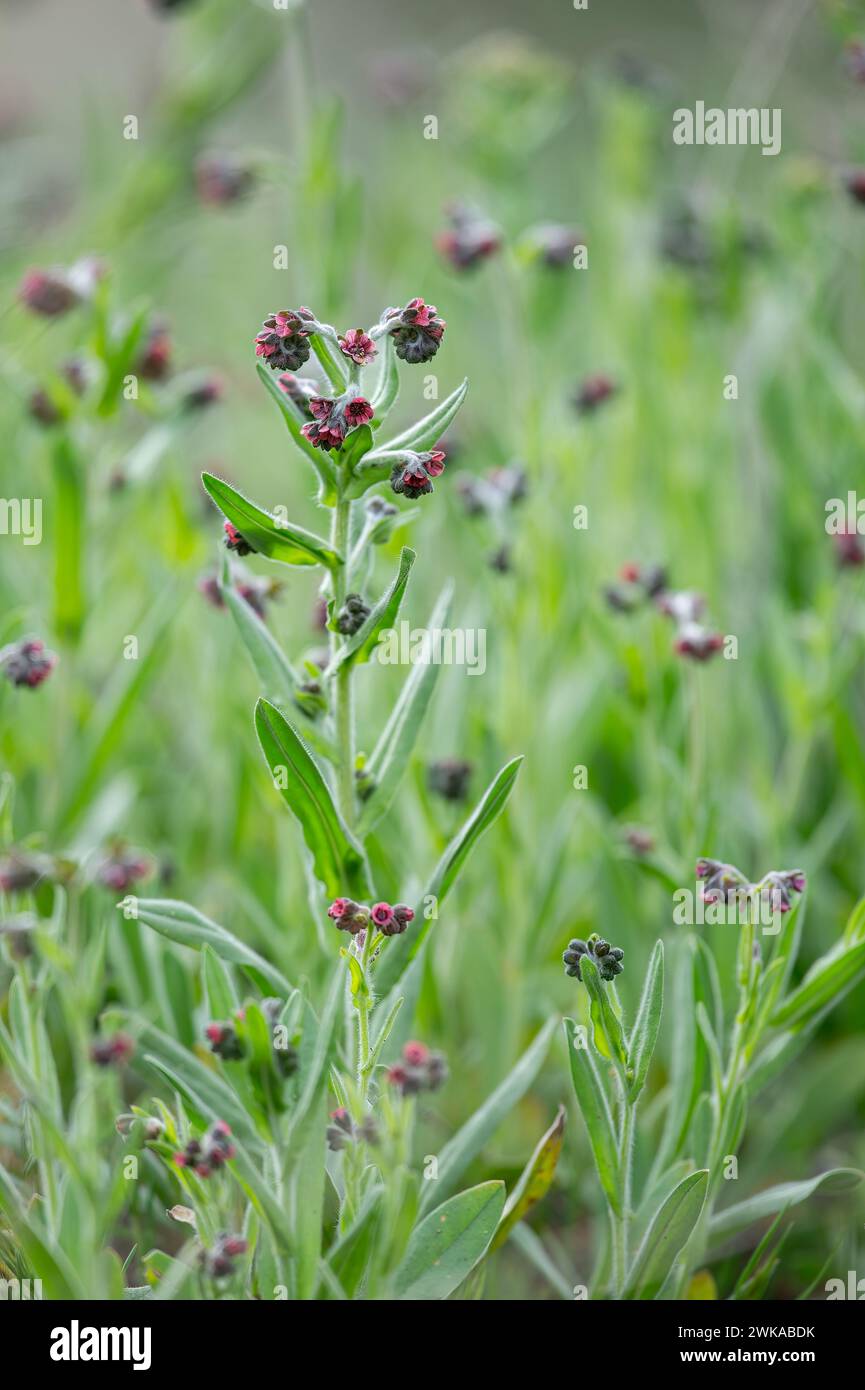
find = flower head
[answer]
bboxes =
[387,1040,448,1095]
[223,520,256,556]
[96,843,153,894]
[254,308,316,372]
[19,268,79,317]
[302,392,373,451]
[0,639,58,690]
[90,1033,135,1068]
[436,203,501,271]
[277,372,318,416]
[200,1232,248,1280]
[834,528,865,568]
[0,850,53,894]
[674,622,724,662]
[562,933,624,982]
[574,374,618,414]
[339,328,377,366]
[137,319,172,381]
[390,449,446,499]
[206,1021,245,1062]
[383,297,446,364]
[174,1120,236,1177]
[195,153,255,207]
[336,593,370,636]
[428,758,473,802]
[327,898,370,935]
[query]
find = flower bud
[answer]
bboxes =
[336,593,370,636]
[573,374,618,414]
[427,757,472,802]
[674,622,724,662]
[436,203,501,271]
[206,1021,245,1061]
[195,153,255,207]
[327,898,369,934]
[223,520,256,556]
[200,1232,247,1280]
[388,1040,448,1094]
[834,528,865,568]
[390,449,446,499]
[96,843,153,894]
[90,1033,135,1068]
[562,933,624,982]
[0,850,52,894]
[254,308,315,372]
[137,319,172,381]
[18,268,79,317]
[382,297,446,364]
[0,638,58,690]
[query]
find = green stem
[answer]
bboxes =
[331,488,355,830]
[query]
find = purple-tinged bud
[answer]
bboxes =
[182,375,223,411]
[327,898,369,935]
[0,851,52,894]
[574,374,618,414]
[195,153,255,207]
[18,268,79,317]
[254,308,315,372]
[336,593,370,636]
[338,328,378,366]
[96,844,153,894]
[137,320,172,381]
[199,1231,247,1280]
[436,203,501,271]
[0,638,58,690]
[624,826,655,856]
[428,758,473,802]
[382,297,446,364]
[197,573,225,611]
[326,1107,355,1151]
[696,858,749,903]
[90,1033,135,1068]
[388,1040,448,1095]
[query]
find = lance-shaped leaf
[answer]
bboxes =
[770,939,865,1030]
[375,755,523,995]
[627,939,664,1102]
[127,897,293,997]
[327,547,415,674]
[418,1019,556,1215]
[256,362,336,502]
[563,1018,621,1215]
[202,472,341,569]
[349,379,468,490]
[359,582,453,834]
[709,1167,863,1241]
[255,698,371,900]
[622,1169,709,1299]
[491,1105,566,1252]
[370,333,399,420]
[395,1182,506,1300]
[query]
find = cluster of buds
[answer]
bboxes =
[0,638,58,690]
[96,842,153,894]
[174,1120,236,1177]
[427,757,473,802]
[382,297,446,364]
[277,372,318,415]
[604,565,724,662]
[206,999,298,1076]
[327,898,414,937]
[574,373,619,414]
[0,848,54,893]
[223,520,255,557]
[326,1107,379,1151]
[387,1041,448,1095]
[199,1233,248,1280]
[697,858,806,915]
[335,593,370,636]
[390,449,446,499]
[90,1033,135,1068]
[456,465,527,517]
[302,392,374,451]
[197,570,283,623]
[254,307,315,372]
[436,203,501,271]
[563,933,625,982]
[205,1020,245,1062]
[195,153,255,207]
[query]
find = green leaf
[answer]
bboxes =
[0,1162,84,1299]
[491,1105,566,1252]
[339,423,374,474]
[327,546,415,673]
[395,1181,506,1300]
[51,434,86,643]
[770,940,865,1030]
[581,957,627,1070]
[358,582,453,834]
[627,939,664,1102]
[622,1169,709,1299]
[563,1018,621,1215]
[370,333,399,420]
[130,1017,262,1147]
[710,1167,863,1241]
[418,1019,556,1215]
[377,378,468,455]
[128,897,293,997]
[202,471,341,569]
[256,361,336,502]
[254,698,371,900]
[375,755,523,995]
[202,944,239,1018]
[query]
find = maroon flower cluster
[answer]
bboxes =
[277,372,318,415]
[0,639,58,690]
[436,203,501,271]
[174,1120,236,1177]
[604,565,724,662]
[390,449,446,499]
[327,898,414,937]
[697,858,806,915]
[90,1033,135,1068]
[205,1020,245,1061]
[18,268,79,317]
[338,328,377,366]
[302,393,374,451]
[387,1041,448,1096]
[96,843,152,894]
[382,297,446,364]
[200,1232,248,1280]
[254,308,315,372]
[574,373,619,414]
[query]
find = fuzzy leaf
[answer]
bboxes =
[563,1018,621,1215]
[254,698,372,900]
[377,378,468,455]
[710,1167,863,1240]
[623,1169,709,1299]
[202,472,341,569]
[770,940,865,1030]
[491,1105,566,1252]
[627,939,664,1102]
[129,897,292,997]
[327,547,415,673]
[395,1181,505,1300]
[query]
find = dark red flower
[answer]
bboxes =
[382,297,446,364]
[96,844,153,894]
[302,393,373,451]
[834,528,865,568]
[371,902,395,930]
[327,898,369,934]
[206,1021,245,1061]
[390,449,446,499]
[436,204,501,271]
[0,639,58,690]
[339,328,377,366]
[183,375,223,410]
[137,320,172,381]
[18,268,79,317]
[90,1033,135,1068]
[574,374,618,414]
[175,1121,235,1176]
[224,520,256,556]
[254,308,315,372]
[387,1041,448,1095]
[674,623,724,662]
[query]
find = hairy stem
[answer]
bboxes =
[331,488,356,830]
